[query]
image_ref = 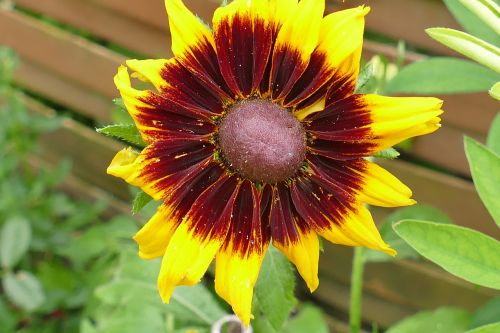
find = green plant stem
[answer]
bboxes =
[350,246,366,333]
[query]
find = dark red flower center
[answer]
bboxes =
[219,99,306,183]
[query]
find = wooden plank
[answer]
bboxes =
[0,8,124,102]
[15,60,114,122]
[23,97,130,201]
[15,0,171,58]
[331,0,465,56]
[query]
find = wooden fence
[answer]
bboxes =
[1,0,498,331]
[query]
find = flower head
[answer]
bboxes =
[108,0,443,325]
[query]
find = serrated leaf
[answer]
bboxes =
[97,124,146,147]
[489,81,500,100]
[487,113,500,155]
[364,205,452,262]
[393,220,500,289]
[466,323,500,333]
[386,307,471,333]
[2,271,46,312]
[469,297,500,329]
[444,0,500,45]
[373,147,400,160]
[426,28,500,73]
[464,136,500,225]
[386,58,499,94]
[132,190,153,214]
[252,246,297,333]
[0,216,31,269]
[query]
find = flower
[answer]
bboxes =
[107,0,443,326]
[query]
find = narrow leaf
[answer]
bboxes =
[0,216,31,269]
[2,271,46,312]
[464,136,500,225]
[426,28,500,73]
[458,0,500,35]
[355,62,374,94]
[466,323,500,333]
[253,246,297,333]
[386,307,471,333]
[489,81,500,100]
[97,124,146,147]
[444,0,500,45]
[386,58,499,94]
[373,147,400,160]
[487,113,500,154]
[132,190,153,214]
[393,220,500,289]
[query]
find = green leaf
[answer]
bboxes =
[393,220,500,289]
[373,147,400,160]
[2,271,46,312]
[386,57,499,94]
[132,190,153,214]
[282,304,329,333]
[252,246,297,333]
[489,81,500,100]
[487,113,500,154]
[97,249,226,326]
[458,0,500,37]
[470,297,500,329]
[444,0,500,45]
[426,28,500,73]
[386,307,471,333]
[0,216,31,269]
[464,136,500,225]
[355,62,374,94]
[97,124,146,147]
[466,323,500,333]
[364,205,452,262]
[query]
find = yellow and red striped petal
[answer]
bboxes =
[269,184,319,292]
[268,0,324,100]
[213,0,273,98]
[158,175,241,302]
[308,155,415,208]
[284,6,369,107]
[306,94,443,158]
[114,65,220,143]
[165,0,232,99]
[290,177,395,255]
[215,181,269,327]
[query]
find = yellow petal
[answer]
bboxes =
[126,59,170,91]
[320,204,396,256]
[356,160,416,208]
[364,95,444,151]
[164,0,214,56]
[158,222,225,303]
[274,230,319,292]
[274,0,324,59]
[106,147,165,201]
[318,6,370,76]
[133,205,178,259]
[215,247,267,327]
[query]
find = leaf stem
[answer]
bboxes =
[349,246,365,333]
